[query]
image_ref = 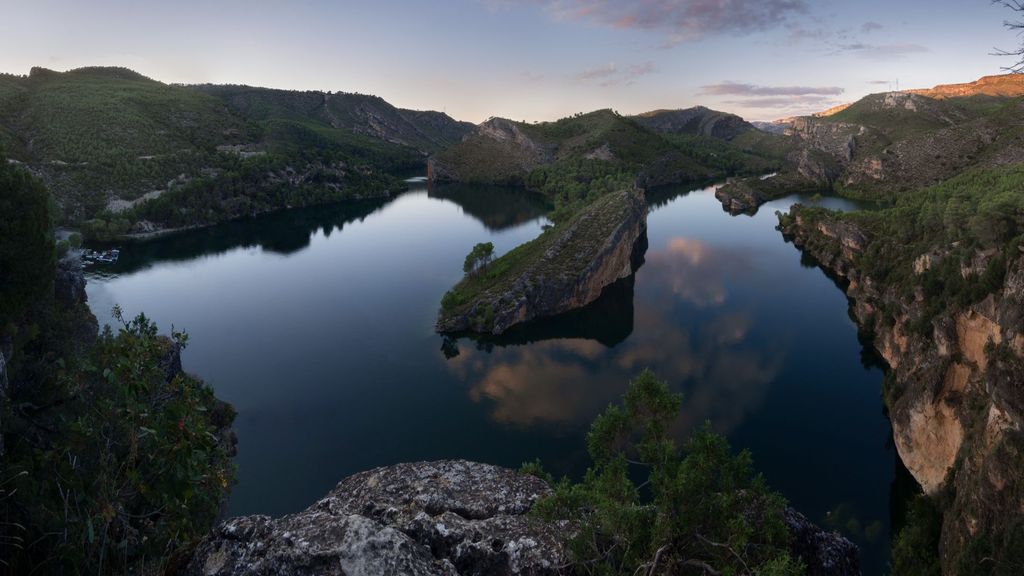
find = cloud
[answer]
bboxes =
[860,21,884,33]
[577,61,657,87]
[528,0,808,43]
[577,62,617,81]
[721,95,843,109]
[785,23,828,43]
[700,82,844,97]
[521,71,546,83]
[867,80,891,85]
[833,42,928,59]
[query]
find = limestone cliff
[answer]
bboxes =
[779,207,1024,574]
[436,188,647,335]
[187,460,861,576]
[906,74,1024,100]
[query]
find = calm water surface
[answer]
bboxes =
[86,180,898,573]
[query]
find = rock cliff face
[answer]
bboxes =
[779,207,1024,574]
[436,188,648,335]
[187,460,860,576]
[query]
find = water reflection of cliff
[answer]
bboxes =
[89,183,550,277]
[445,236,784,438]
[92,198,394,276]
[427,183,551,231]
[645,181,719,211]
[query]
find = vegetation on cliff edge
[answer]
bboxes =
[0,159,234,573]
[779,164,1024,332]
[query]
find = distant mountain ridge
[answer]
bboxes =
[631,106,755,141]
[906,73,1024,99]
[756,74,1024,127]
[191,84,474,153]
[429,107,790,195]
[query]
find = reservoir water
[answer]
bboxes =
[86,179,899,572]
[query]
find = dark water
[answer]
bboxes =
[86,180,898,573]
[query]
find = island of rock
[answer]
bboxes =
[436,187,648,335]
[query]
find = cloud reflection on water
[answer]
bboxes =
[446,236,785,436]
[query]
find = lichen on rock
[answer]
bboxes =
[186,460,568,576]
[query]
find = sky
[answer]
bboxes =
[0,0,1018,123]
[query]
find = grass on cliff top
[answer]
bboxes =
[440,188,640,317]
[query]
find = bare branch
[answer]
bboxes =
[994,0,1024,72]
[695,533,752,576]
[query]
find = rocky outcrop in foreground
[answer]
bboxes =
[780,207,1024,574]
[187,461,567,576]
[187,460,860,576]
[437,188,648,335]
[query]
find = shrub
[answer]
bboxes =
[529,370,801,575]
[2,310,236,573]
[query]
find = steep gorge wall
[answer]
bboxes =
[779,208,1024,573]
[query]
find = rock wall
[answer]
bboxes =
[187,460,860,576]
[437,188,647,335]
[780,207,1024,573]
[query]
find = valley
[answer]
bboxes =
[2,59,1024,575]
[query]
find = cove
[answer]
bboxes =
[85,179,898,573]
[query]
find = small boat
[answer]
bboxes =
[85,248,120,263]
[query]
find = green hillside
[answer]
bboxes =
[807,91,1024,199]
[0,67,470,237]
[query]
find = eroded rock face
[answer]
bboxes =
[780,207,1024,573]
[186,461,567,576]
[188,460,860,576]
[437,188,648,335]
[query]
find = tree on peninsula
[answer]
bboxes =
[463,242,495,276]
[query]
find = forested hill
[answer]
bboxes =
[428,107,795,221]
[630,106,756,141]
[0,66,471,237]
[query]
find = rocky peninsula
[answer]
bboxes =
[436,188,648,335]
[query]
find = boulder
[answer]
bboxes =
[186,461,568,576]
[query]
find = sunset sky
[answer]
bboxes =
[1,0,1017,123]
